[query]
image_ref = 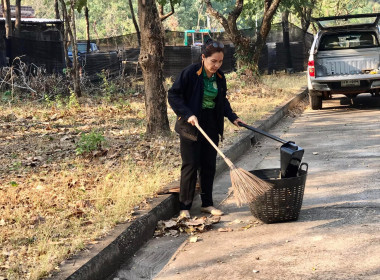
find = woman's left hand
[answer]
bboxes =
[233,118,246,127]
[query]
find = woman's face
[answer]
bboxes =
[202,52,224,77]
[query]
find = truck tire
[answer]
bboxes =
[310,95,322,110]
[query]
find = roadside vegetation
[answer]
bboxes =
[0,71,306,279]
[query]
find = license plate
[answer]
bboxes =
[341,80,360,87]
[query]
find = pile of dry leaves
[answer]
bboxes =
[154,215,221,238]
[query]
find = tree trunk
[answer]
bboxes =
[301,17,311,67]
[54,0,60,19]
[15,0,21,37]
[69,0,81,97]
[297,0,316,67]
[92,21,99,40]
[282,10,293,71]
[252,0,282,67]
[59,0,71,69]
[1,0,5,17]
[128,0,140,46]
[85,6,90,53]
[4,0,12,38]
[138,0,170,136]
[60,0,81,97]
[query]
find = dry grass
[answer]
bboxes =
[0,72,306,279]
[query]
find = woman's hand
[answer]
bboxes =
[187,115,198,126]
[233,118,246,127]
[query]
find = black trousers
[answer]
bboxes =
[179,108,219,210]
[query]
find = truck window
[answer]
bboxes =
[77,44,88,53]
[319,32,379,50]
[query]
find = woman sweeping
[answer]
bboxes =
[168,39,246,219]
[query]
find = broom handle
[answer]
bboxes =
[238,122,287,144]
[194,122,234,169]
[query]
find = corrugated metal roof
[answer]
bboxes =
[0,5,35,18]
[0,18,62,24]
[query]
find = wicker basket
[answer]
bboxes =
[248,163,308,223]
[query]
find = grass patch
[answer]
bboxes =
[0,72,306,279]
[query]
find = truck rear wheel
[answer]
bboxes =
[310,95,322,110]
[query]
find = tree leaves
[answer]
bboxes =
[74,0,87,13]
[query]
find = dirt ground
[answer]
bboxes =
[152,94,380,280]
[0,94,182,279]
[0,73,305,279]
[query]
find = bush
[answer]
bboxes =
[75,130,106,155]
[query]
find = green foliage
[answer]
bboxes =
[236,65,249,78]
[43,94,53,107]
[157,0,182,6]
[115,98,132,111]
[44,91,80,109]
[22,0,380,40]
[234,44,259,74]
[9,161,22,171]
[55,94,64,109]
[9,181,19,187]
[1,90,12,102]
[74,0,88,13]
[68,90,80,109]
[75,130,106,155]
[98,70,118,102]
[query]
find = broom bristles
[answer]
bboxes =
[230,165,272,206]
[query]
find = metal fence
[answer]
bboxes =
[1,36,65,73]
[120,45,236,78]
[0,22,314,78]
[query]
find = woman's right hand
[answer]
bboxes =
[187,115,198,126]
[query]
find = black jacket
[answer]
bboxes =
[168,63,238,138]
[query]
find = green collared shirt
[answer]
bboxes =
[202,69,218,109]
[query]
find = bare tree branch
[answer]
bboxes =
[129,0,141,45]
[159,0,175,21]
[203,0,246,43]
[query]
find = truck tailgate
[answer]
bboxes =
[315,48,380,77]
[314,73,380,83]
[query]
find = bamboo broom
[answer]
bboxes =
[195,122,272,206]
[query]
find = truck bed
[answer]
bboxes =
[315,47,380,78]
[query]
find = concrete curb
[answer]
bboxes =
[51,87,308,280]
[51,194,179,280]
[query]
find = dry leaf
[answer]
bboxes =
[81,220,93,226]
[66,209,85,219]
[189,236,198,243]
[218,227,233,232]
[207,216,221,224]
[168,230,178,236]
[164,220,177,228]
[30,215,45,225]
[35,185,45,190]
[242,224,252,230]
[185,218,206,227]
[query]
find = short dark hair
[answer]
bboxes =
[202,39,224,58]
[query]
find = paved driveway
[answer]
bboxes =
[154,94,380,280]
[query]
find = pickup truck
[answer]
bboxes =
[68,42,99,64]
[307,13,380,109]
